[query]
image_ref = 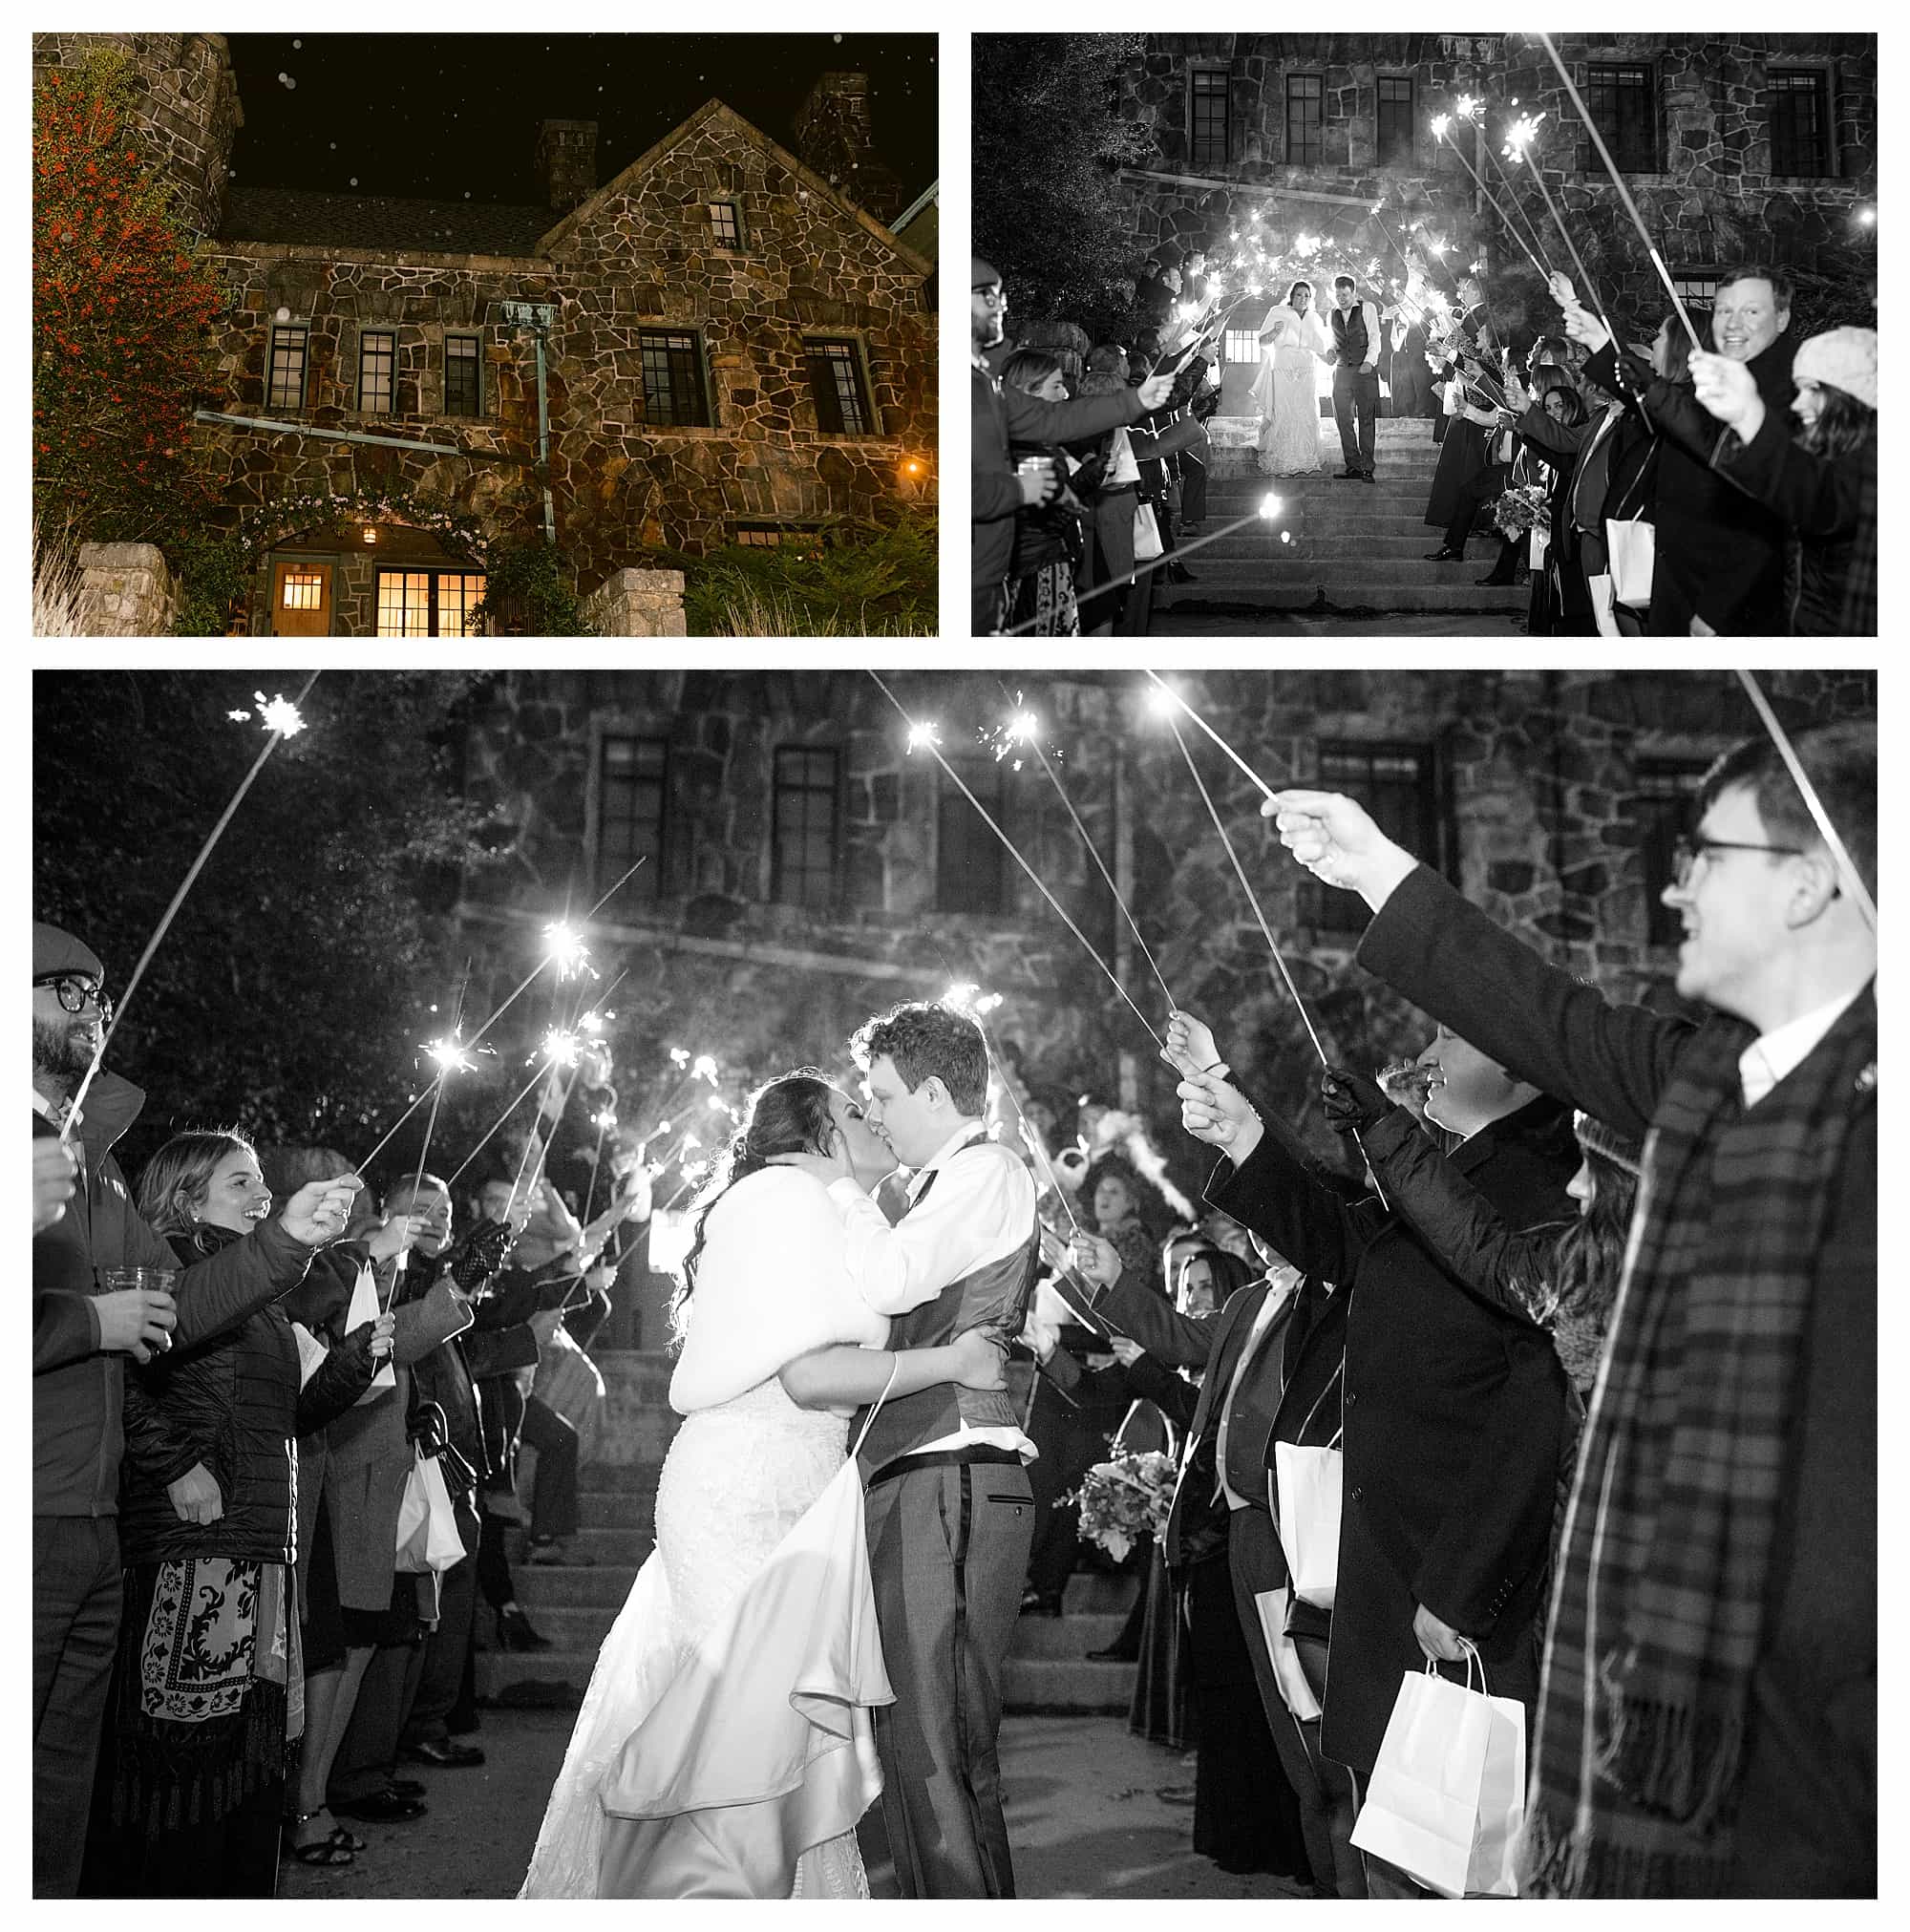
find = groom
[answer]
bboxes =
[1329,273,1384,481]
[803,1001,1041,1896]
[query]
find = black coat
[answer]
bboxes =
[1208,1097,1576,1779]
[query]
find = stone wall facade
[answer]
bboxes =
[1119,33,1876,327]
[32,31,241,240]
[453,669,1873,1212]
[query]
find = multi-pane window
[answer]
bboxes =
[1632,759,1709,947]
[279,567,325,611]
[639,329,711,427]
[805,340,874,435]
[1377,76,1415,165]
[1190,70,1230,169]
[936,762,1008,916]
[771,746,840,908]
[709,201,742,247]
[1300,743,1441,934]
[444,334,482,416]
[736,524,789,546]
[374,568,486,638]
[357,330,395,414]
[267,325,308,411]
[1767,69,1832,177]
[599,733,668,901]
[1585,64,1658,174]
[1285,74,1324,166]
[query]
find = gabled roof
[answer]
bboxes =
[536,97,931,279]
[221,185,549,258]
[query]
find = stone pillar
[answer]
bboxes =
[74,541,180,635]
[581,567,687,636]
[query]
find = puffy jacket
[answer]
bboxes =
[32,1075,310,1518]
[117,1218,323,1566]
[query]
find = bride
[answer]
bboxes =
[520,1071,1008,1899]
[1249,279,1332,477]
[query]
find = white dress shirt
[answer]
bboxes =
[1739,989,1863,1109]
[830,1122,1039,1460]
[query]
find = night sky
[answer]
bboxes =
[224,34,936,208]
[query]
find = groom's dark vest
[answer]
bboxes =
[1332,302,1369,369]
[853,1144,1041,1478]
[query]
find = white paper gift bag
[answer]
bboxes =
[1251,1587,1321,1723]
[394,1447,464,1574]
[1273,1436,1342,1611]
[1350,1646,1525,1898]
[348,1262,396,1402]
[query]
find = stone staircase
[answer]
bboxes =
[475,1350,1138,1716]
[1160,414,1529,619]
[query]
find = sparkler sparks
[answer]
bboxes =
[668,1048,690,1070]
[426,1035,477,1074]
[540,1029,582,1068]
[692,1054,719,1085]
[541,921,592,980]
[906,721,941,752]
[1501,111,1546,157]
[1430,113,1453,140]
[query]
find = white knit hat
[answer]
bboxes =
[1793,327,1877,411]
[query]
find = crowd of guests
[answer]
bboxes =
[1418,264,1876,635]
[1003,717,1874,1897]
[32,916,650,1898]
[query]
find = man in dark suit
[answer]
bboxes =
[1170,1011,1576,1897]
[1073,1219,1353,1894]
[1327,275,1384,480]
[971,257,1174,634]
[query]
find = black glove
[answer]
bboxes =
[451,1216,516,1291]
[1320,1066,1393,1136]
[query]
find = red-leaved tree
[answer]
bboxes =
[33,46,224,541]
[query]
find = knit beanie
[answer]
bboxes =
[1793,327,1877,411]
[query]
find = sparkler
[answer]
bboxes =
[1470,102,1562,283]
[1001,691,1178,1015]
[1500,110,1622,353]
[868,671,1163,1050]
[61,669,323,1143]
[1429,112,1553,283]
[1537,31,1703,350]
[384,965,473,1309]
[1734,670,1877,930]
[1143,672,1277,806]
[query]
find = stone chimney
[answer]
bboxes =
[535,119,598,215]
[792,72,903,224]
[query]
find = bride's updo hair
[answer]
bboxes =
[669,1069,839,1340]
[1286,279,1315,309]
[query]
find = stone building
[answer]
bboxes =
[32,34,936,635]
[450,666,1872,1343]
[1115,32,1875,377]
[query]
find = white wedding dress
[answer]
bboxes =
[520,1169,892,1900]
[1250,306,1331,476]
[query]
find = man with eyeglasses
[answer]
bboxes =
[32,919,365,1896]
[1263,718,1876,1898]
[972,256,1177,635]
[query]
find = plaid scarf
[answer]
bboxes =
[1521,986,1876,1897]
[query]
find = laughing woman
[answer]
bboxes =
[80,1131,392,1896]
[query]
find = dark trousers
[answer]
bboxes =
[1332,366,1379,474]
[33,1516,122,1898]
[520,1394,579,1541]
[400,1540,479,1748]
[863,1460,1033,1897]
[1293,1630,1368,1897]
[1225,1507,1337,1896]
[1443,459,1511,554]
[329,1629,423,1805]
[1025,1380,1121,1607]
[478,1372,527,1493]
[1179,449,1208,527]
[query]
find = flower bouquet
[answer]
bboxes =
[1493,481,1549,540]
[1067,1449,1177,1563]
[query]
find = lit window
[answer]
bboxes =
[268,325,308,411]
[358,330,395,414]
[375,569,487,637]
[445,335,482,416]
[806,339,874,435]
[280,568,325,611]
[773,746,840,908]
[709,202,741,247]
[639,330,711,427]
[736,525,786,546]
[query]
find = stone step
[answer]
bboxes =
[1003,1655,1135,1715]
[575,1482,658,1528]
[547,1523,655,1565]
[1208,479,1438,507]
[1008,1612,1127,1658]
[1158,577,1529,613]
[1177,554,1519,586]
[474,1647,600,1708]
[1193,533,1513,563]
[510,1560,645,1608]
